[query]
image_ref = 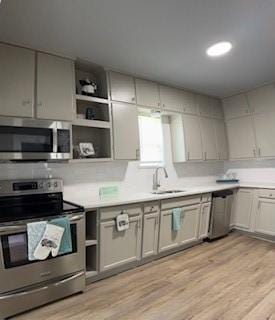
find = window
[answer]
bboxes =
[138,114,164,166]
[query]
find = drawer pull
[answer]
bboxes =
[270,194,273,197]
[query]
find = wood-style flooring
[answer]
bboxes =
[13,233,275,320]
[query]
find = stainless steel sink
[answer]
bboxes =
[151,189,186,195]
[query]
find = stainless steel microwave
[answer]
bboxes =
[0,117,72,161]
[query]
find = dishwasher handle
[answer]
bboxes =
[212,190,233,198]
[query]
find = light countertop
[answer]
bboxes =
[65,183,239,210]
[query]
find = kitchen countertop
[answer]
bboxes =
[65,181,275,210]
[66,183,239,210]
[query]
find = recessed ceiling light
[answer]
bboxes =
[206,42,232,57]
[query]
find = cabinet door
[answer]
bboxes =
[253,112,275,158]
[214,119,228,160]
[247,84,275,114]
[135,78,160,108]
[142,212,159,258]
[112,102,139,160]
[182,115,203,161]
[199,202,211,239]
[159,85,182,112]
[0,44,35,118]
[159,209,180,252]
[181,90,197,115]
[211,98,224,119]
[179,204,200,245]
[226,116,256,159]
[109,71,136,104]
[37,53,75,121]
[200,117,218,160]
[234,189,254,230]
[196,95,212,117]
[99,216,142,272]
[255,198,275,236]
[222,94,250,119]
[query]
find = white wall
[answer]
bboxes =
[0,119,224,199]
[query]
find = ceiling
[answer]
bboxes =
[0,0,275,97]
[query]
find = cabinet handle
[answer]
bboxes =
[37,101,42,107]
[218,152,221,160]
[258,147,261,157]
[204,151,207,160]
[187,151,190,161]
[163,104,165,108]
[136,149,140,160]
[22,99,32,106]
[131,97,136,102]
[253,149,256,157]
[157,102,161,107]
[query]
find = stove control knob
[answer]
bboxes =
[47,182,52,188]
[54,182,58,188]
[39,182,44,189]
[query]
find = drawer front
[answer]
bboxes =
[258,189,275,199]
[100,204,142,220]
[144,202,159,214]
[201,193,212,203]
[161,195,201,210]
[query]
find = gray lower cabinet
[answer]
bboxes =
[99,205,142,272]
[159,203,200,252]
[142,211,159,258]
[234,188,254,230]
[178,204,200,245]
[254,197,275,236]
[159,209,180,252]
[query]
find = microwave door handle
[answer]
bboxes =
[53,127,58,153]
[0,225,27,235]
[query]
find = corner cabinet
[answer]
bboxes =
[99,205,142,272]
[0,43,35,118]
[112,102,140,160]
[36,53,75,121]
[233,188,254,230]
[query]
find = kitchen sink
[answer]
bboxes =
[151,189,186,195]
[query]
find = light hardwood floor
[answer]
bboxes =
[14,233,275,320]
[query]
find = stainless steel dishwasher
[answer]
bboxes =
[208,190,234,240]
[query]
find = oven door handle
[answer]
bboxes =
[69,214,84,222]
[0,225,27,235]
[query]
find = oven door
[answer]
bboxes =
[0,117,71,160]
[0,213,85,294]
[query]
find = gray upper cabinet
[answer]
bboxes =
[214,119,228,160]
[36,53,75,121]
[222,94,250,119]
[180,90,197,115]
[159,85,182,112]
[200,117,218,160]
[211,98,224,119]
[109,71,136,104]
[0,43,35,118]
[253,112,275,158]
[247,84,275,114]
[196,94,212,117]
[135,78,160,108]
[182,114,203,161]
[112,102,139,160]
[226,116,256,159]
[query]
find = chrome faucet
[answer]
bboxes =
[152,167,168,191]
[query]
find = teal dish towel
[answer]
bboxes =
[50,217,72,255]
[172,208,182,231]
[27,221,47,261]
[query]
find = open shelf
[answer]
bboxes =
[72,125,111,160]
[86,239,98,247]
[86,245,97,277]
[86,270,98,279]
[86,211,97,240]
[75,60,108,100]
[75,98,110,123]
[73,119,111,129]
[76,94,109,105]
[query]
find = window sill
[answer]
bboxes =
[138,162,165,169]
